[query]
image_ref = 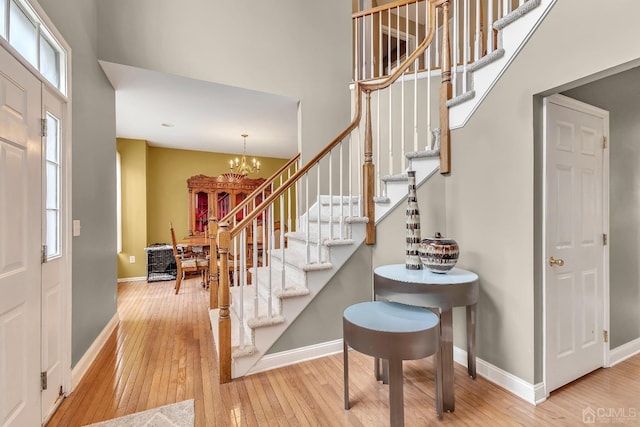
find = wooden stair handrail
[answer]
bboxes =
[228,86,364,239]
[353,0,451,173]
[352,0,425,19]
[228,0,447,238]
[215,0,452,384]
[219,153,300,228]
[357,0,441,92]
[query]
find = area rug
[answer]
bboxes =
[84,399,194,427]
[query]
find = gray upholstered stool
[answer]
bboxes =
[343,301,442,426]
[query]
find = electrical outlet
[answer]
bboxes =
[129,255,135,264]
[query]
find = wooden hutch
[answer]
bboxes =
[187,172,266,236]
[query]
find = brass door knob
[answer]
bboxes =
[548,256,565,267]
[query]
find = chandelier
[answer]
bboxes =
[229,133,260,175]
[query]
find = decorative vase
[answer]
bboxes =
[405,171,423,270]
[419,232,459,273]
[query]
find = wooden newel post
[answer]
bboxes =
[363,89,375,245]
[217,221,232,384]
[208,217,219,309]
[439,0,452,175]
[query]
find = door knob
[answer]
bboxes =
[548,256,565,267]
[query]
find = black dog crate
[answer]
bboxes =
[145,244,177,282]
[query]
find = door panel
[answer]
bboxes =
[0,47,41,427]
[41,87,66,420]
[544,94,607,393]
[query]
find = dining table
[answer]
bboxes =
[178,235,211,259]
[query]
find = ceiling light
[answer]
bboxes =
[229,134,260,176]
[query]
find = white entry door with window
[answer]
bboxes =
[0,1,70,425]
[543,94,609,394]
[0,46,43,427]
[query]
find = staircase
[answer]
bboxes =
[210,0,555,381]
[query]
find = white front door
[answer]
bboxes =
[543,94,608,393]
[0,47,42,427]
[41,86,67,421]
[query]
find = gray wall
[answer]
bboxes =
[93,0,357,354]
[268,244,373,353]
[373,173,446,269]
[95,0,353,163]
[445,0,640,384]
[37,0,118,366]
[564,68,640,349]
[270,170,446,352]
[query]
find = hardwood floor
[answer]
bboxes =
[47,278,640,426]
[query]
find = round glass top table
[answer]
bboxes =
[374,264,479,412]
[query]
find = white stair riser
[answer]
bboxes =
[317,203,361,218]
[285,239,332,260]
[298,220,354,241]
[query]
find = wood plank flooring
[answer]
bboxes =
[46,278,640,426]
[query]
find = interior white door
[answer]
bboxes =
[41,86,67,421]
[0,48,42,427]
[543,94,608,393]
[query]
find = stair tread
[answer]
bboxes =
[287,231,356,246]
[467,48,505,73]
[269,245,333,271]
[447,90,475,108]
[381,173,408,182]
[230,285,281,324]
[494,0,541,30]
[319,195,360,205]
[406,148,440,159]
[306,213,368,223]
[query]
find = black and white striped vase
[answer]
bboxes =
[405,170,423,270]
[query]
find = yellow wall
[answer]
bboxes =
[116,139,148,278]
[146,146,289,245]
[117,138,290,279]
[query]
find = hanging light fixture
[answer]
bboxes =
[229,133,260,175]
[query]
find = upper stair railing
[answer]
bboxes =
[353,0,531,186]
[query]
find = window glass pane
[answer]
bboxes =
[9,1,37,66]
[46,210,59,257]
[45,111,60,259]
[46,113,59,162]
[40,35,60,88]
[46,162,58,209]
[0,0,6,39]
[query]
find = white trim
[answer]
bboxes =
[453,346,546,405]
[449,0,557,129]
[609,338,640,367]
[117,276,147,283]
[247,339,343,376]
[542,94,610,394]
[70,313,119,390]
[243,338,551,405]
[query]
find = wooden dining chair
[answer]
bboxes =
[170,222,208,294]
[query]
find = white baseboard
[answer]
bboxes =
[453,346,546,405]
[238,338,551,405]
[117,276,147,283]
[247,339,343,376]
[70,313,120,390]
[609,337,640,366]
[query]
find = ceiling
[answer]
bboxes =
[99,61,299,159]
